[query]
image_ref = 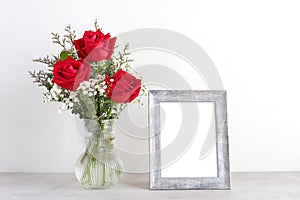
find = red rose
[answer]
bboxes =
[74,29,116,62]
[52,56,90,91]
[105,70,141,103]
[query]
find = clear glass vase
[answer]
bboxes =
[75,119,123,189]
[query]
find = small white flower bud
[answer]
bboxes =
[100,89,105,94]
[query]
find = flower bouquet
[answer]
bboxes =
[29,21,145,188]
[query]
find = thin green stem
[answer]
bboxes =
[106,101,114,120]
[102,163,106,185]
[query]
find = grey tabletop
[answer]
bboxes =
[0,172,299,200]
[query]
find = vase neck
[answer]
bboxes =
[84,119,116,137]
[83,119,116,153]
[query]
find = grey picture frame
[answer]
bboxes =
[148,90,230,190]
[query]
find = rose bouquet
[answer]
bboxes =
[29,21,145,188]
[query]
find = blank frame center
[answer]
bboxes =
[160,102,218,178]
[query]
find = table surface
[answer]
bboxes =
[1,172,299,200]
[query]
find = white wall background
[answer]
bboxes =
[1,0,300,172]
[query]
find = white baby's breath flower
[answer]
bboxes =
[43,93,52,103]
[49,84,60,101]
[99,89,105,94]
[69,92,76,99]
[83,90,88,95]
[73,97,79,103]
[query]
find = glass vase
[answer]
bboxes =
[75,119,123,189]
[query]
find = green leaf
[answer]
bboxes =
[60,51,69,60]
[84,119,100,134]
[71,92,97,120]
